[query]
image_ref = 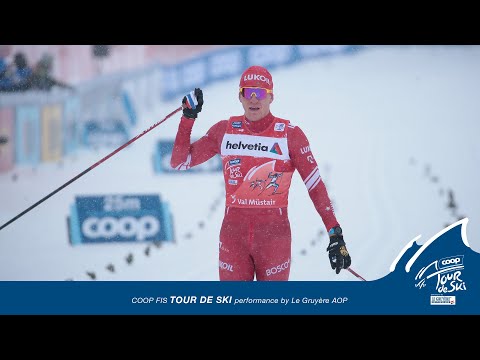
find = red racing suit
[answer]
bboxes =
[171,112,340,281]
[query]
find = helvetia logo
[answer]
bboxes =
[225,141,283,155]
[225,140,268,151]
[270,142,283,155]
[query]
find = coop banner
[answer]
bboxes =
[68,194,174,245]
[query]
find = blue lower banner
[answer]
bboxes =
[0,218,478,315]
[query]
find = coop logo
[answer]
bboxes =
[414,255,466,305]
[69,194,172,245]
[82,216,160,241]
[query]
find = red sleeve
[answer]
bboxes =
[289,125,340,231]
[170,115,227,170]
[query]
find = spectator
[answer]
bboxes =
[0,57,6,74]
[0,134,8,158]
[0,60,12,92]
[0,50,14,92]
[28,54,74,92]
[11,52,33,92]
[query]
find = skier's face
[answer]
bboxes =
[239,87,273,121]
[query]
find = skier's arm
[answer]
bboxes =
[289,125,340,231]
[290,125,351,274]
[170,116,227,170]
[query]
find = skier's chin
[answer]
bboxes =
[247,109,263,121]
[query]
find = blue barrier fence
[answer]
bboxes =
[159,45,364,101]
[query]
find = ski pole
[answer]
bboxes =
[0,106,183,232]
[347,267,367,281]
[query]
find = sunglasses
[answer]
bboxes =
[239,87,273,100]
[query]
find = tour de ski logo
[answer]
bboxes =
[414,255,467,306]
[386,217,479,310]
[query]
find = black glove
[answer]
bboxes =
[326,226,351,274]
[182,88,203,119]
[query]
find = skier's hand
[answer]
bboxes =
[182,88,203,119]
[326,226,351,274]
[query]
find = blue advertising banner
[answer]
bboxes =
[63,96,81,155]
[68,194,174,245]
[0,218,478,315]
[15,105,41,165]
[160,45,363,101]
[153,139,222,173]
[81,120,129,147]
[121,90,137,126]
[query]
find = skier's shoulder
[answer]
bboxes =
[213,118,229,130]
[272,116,302,132]
[205,118,229,138]
[271,117,310,146]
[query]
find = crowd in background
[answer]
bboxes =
[1,45,229,91]
[0,51,74,93]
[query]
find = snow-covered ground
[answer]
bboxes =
[1,45,479,282]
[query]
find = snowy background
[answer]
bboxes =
[0,45,479,282]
